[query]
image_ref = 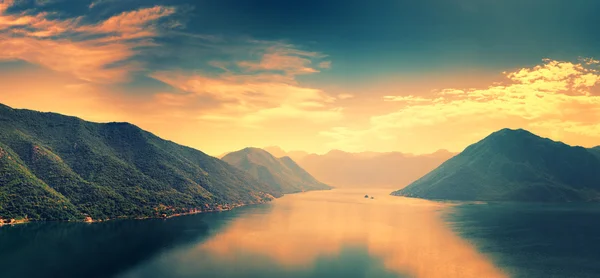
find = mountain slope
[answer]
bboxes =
[263,146,309,162]
[262,146,288,158]
[221,148,331,193]
[0,104,280,221]
[392,128,600,202]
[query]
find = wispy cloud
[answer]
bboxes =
[149,42,342,127]
[337,93,354,100]
[318,61,332,69]
[579,57,600,65]
[0,1,178,83]
[0,0,344,155]
[383,95,442,103]
[77,6,176,39]
[236,44,325,76]
[88,0,109,9]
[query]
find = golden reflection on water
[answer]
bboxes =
[199,188,507,278]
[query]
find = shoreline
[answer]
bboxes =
[0,188,332,226]
[0,218,30,227]
[0,200,271,227]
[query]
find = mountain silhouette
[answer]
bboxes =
[392,128,600,202]
[221,147,330,193]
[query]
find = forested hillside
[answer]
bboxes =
[0,104,281,221]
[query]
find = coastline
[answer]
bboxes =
[85,199,273,224]
[0,199,272,227]
[1,188,332,226]
[1,189,328,225]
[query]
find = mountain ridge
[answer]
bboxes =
[221,148,331,193]
[0,104,282,222]
[392,128,600,202]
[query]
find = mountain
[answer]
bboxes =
[392,128,600,202]
[296,149,455,188]
[221,147,331,193]
[215,152,229,159]
[0,104,281,222]
[262,146,287,158]
[262,146,309,162]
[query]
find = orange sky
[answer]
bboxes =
[1,0,599,156]
[2,57,599,157]
[2,58,600,156]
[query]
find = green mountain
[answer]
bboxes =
[221,147,331,193]
[0,104,282,221]
[392,128,600,202]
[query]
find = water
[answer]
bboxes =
[1,189,599,278]
[445,202,600,278]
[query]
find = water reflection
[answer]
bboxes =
[121,189,507,278]
[0,216,213,278]
[446,202,600,278]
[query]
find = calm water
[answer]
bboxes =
[1,189,599,278]
[444,202,600,278]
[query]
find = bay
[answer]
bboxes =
[2,188,599,278]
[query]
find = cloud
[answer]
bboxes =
[77,6,176,39]
[319,127,370,150]
[579,57,600,65]
[0,38,140,83]
[0,2,344,155]
[318,61,332,69]
[383,95,442,103]
[34,0,59,6]
[320,58,600,153]
[236,44,324,76]
[147,41,343,127]
[88,0,111,9]
[0,1,178,83]
[377,59,600,127]
[337,93,354,100]
[150,72,342,127]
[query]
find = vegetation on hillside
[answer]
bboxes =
[392,129,600,202]
[0,104,281,221]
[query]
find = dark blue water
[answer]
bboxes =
[2,189,600,278]
[0,190,412,278]
[445,202,600,278]
[0,206,235,278]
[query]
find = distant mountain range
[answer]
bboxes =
[0,104,283,222]
[221,148,331,193]
[392,128,600,202]
[263,146,310,162]
[258,147,455,188]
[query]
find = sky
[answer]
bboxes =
[1,0,599,156]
